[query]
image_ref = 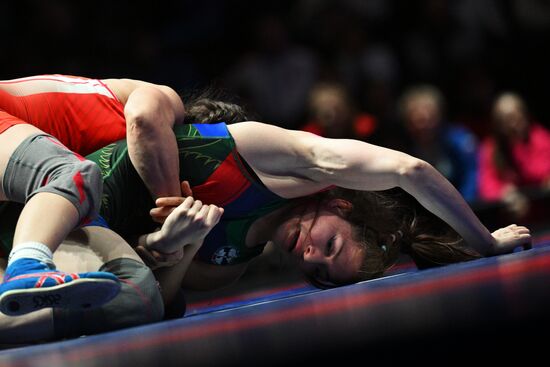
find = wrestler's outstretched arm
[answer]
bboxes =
[228,121,532,256]
[124,84,185,199]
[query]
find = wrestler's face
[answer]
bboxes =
[273,199,365,287]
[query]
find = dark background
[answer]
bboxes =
[2,0,549,141]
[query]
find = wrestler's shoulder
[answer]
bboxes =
[102,78,179,105]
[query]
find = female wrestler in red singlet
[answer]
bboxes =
[0,74,184,316]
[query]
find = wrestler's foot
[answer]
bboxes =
[0,258,121,316]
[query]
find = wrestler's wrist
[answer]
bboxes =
[482,236,498,256]
[138,230,167,251]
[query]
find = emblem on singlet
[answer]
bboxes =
[211,246,240,265]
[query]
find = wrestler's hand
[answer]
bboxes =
[150,180,193,223]
[149,196,224,254]
[490,224,532,254]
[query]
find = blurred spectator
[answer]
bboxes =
[398,84,479,202]
[478,92,550,218]
[300,81,377,140]
[223,13,318,128]
[0,1,548,138]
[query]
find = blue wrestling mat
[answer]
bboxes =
[1,239,549,366]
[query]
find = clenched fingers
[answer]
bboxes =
[205,205,224,226]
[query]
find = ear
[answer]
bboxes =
[326,198,353,217]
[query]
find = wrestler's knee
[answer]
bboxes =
[37,158,102,224]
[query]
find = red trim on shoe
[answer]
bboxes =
[35,276,48,287]
[7,271,79,283]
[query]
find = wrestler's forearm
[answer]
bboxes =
[398,161,495,255]
[153,242,202,305]
[127,120,181,199]
[125,85,183,199]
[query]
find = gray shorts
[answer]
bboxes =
[2,133,102,223]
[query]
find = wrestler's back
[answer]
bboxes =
[0,75,127,155]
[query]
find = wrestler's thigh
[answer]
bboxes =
[0,124,48,201]
[53,226,143,274]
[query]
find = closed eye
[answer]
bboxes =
[326,236,335,256]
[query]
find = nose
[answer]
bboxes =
[303,244,327,264]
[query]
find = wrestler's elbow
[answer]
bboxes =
[125,88,174,133]
[396,156,431,186]
[126,111,172,146]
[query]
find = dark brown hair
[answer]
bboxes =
[319,187,482,284]
[181,88,251,125]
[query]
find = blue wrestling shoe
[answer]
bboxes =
[0,258,121,316]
